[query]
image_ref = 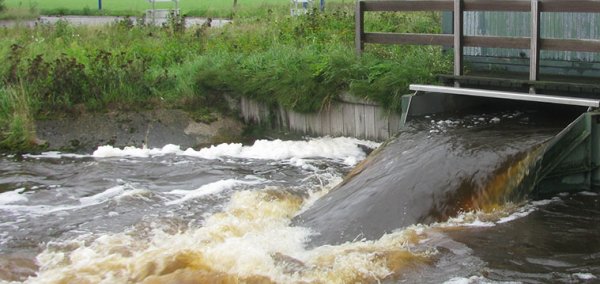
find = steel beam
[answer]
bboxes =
[530,0,540,82]
[454,0,464,77]
[409,84,600,107]
[364,33,454,46]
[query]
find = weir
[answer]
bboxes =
[401,89,600,198]
[294,0,600,246]
[357,0,600,196]
[295,95,599,245]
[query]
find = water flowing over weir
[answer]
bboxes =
[0,111,598,283]
[294,112,566,246]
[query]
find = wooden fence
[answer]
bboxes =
[356,0,600,82]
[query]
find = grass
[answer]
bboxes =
[0,7,39,20]
[0,85,38,151]
[3,0,350,17]
[0,5,452,151]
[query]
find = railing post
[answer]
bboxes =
[453,0,464,85]
[530,0,540,90]
[356,1,365,55]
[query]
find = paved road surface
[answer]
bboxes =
[0,15,230,28]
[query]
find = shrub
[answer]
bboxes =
[0,6,453,151]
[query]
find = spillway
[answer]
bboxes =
[0,99,598,283]
[294,111,565,245]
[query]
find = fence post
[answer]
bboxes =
[530,0,540,89]
[356,1,364,55]
[453,0,464,85]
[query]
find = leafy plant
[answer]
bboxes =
[0,5,451,151]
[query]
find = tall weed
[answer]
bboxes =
[0,86,38,151]
[0,6,452,151]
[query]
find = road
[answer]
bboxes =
[0,15,230,28]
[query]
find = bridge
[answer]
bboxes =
[355,0,600,195]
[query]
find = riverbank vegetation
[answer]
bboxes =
[0,4,451,151]
[5,0,338,18]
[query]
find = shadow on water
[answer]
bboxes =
[294,108,579,246]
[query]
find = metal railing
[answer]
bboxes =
[355,0,600,82]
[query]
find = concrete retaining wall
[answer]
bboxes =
[240,94,402,141]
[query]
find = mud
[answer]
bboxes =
[35,109,245,152]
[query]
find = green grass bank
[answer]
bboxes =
[4,0,352,18]
[0,4,451,151]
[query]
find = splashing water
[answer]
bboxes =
[28,180,546,284]
[0,112,598,283]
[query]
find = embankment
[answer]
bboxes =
[34,109,244,152]
[240,94,401,142]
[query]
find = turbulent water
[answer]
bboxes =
[0,111,598,283]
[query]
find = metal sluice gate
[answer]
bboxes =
[354,0,600,195]
[409,85,600,108]
[400,84,600,197]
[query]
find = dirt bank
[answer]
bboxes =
[35,109,245,152]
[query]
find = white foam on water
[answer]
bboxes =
[23,137,378,167]
[444,276,521,284]
[573,273,597,280]
[0,203,79,216]
[117,188,153,202]
[28,174,439,284]
[429,112,523,135]
[181,137,378,166]
[23,152,88,159]
[165,178,265,205]
[462,220,496,227]
[531,197,560,206]
[496,207,536,224]
[91,137,380,166]
[0,185,150,216]
[79,185,126,206]
[0,188,28,205]
[288,157,319,171]
[443,198,559,228]
[578,191,599,196]
[92,144,182,158]
[0,231,9,246]
[24,176,561,284]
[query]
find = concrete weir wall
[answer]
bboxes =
[240,94,402,141]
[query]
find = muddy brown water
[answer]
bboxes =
[0,110,598,283]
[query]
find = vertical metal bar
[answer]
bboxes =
[530,0,540,85]
[356,1,364,55]
[98,0,102,10]
[454,0,464,82]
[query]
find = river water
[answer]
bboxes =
[0,111,598,283]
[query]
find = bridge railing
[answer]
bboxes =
[356,0,600,82]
